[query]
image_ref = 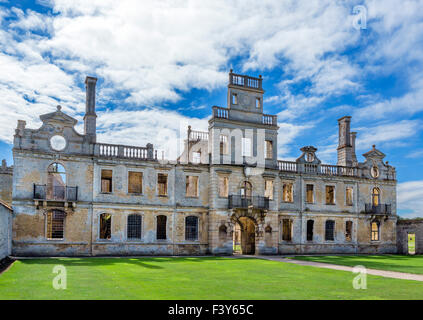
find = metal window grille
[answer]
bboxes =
[325,220,335,241]
[47,210,65,239]
[100,213,111,239]
[127,214,142,239]
[185,216,198,241]
[156,215,167,240]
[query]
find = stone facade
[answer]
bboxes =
[0,159,13,205]
[0,200,12,259]
[9,70,398,256]
[397,219,423,254]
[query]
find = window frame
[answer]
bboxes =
[264,179,274,200]
[127,213,142,240]
[185,175,199,198]
[281,218,293,242]
[156,215,167,240]
[46,209,66,240]
[127,170,143,194]
[265,140,273,159]
[100,169,113,193]
[99,213,112,240]
[241,137,252,157]
[185,216,199,241]
[218,175,229,198]
[346,186,353,206]
[157,173,168,197]
[306,219,314,242]
[306,184,314,203]
[232,93,238,105]
[372,187,380,206]
[325,220,335,241]
[345,220,353,242]
[371,221,380,241]
[282,183,294,203]
[325,185,336,205]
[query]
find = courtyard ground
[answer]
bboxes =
[0,256,422,300]
[291,255,423,275]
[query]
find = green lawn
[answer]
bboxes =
[0,257,422,300]
[292,255,423,275]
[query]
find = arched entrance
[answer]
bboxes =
[233,216,256,255]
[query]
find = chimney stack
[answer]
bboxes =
[337,116,353,167]
[350,131,357,166]
[84,76,98,143]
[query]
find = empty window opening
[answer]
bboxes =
[326,186,335,204]
[346,187,353,206]
[156,215,167,240]
[372,187,380,206]
[128,171,142,194]
[192,151,201,164]
[220,135,228,155]
[306,220,314,241]
[242,137,252,157]
[256,97,261,108]
[306,184,314,203]
[101,169,113,193]
[232,93,238,105]
[219,176,229,197]
[186,176,199,197]
[240,181,252,197]
[371,221,380,241]
[46,210,65,239]
[157,173,168,196]
[219,225,227,241]
[282,219,292,241]
[345,221,353,242]
[100,213,111,240]
[185,216,199,241]
[325,220,335,241]
[265,140,273,159]
[47,163,66,200]
[265,180,274,200]
[127,214,142,239]
[283,183,293,202]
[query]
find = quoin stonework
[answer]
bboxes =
[5,71,399,256]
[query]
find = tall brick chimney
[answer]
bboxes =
[337,116,353,167]
[84,76,98,143]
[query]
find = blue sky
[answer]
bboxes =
[0,0,423,217]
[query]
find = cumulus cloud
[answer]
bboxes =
[398,181,423,218]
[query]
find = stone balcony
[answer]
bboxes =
[228,195,270,210]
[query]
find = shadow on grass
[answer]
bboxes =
[17,256,250,269]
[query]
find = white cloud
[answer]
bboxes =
[277,122,313,159]
[398,180,423,218]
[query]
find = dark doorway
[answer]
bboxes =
[233,216,256,255]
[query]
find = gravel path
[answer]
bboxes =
[254,255,423,282]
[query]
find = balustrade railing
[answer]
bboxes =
[365,204,392,215]
[212,106,229,119]
[278,161,360,177]
[33,184,78,202]
[262,114,277,126]
[95,143,157,160]
[229,71,262,90]
[228,195,269,210]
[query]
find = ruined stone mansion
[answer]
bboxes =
[3,71,399,256]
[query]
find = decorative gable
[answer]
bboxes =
[363,145,386,160]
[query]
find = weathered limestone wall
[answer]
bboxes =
[397,220,423,254]
[0,203,12,259]
[0,160,13,204]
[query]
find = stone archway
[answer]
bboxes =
[230,209,266,255]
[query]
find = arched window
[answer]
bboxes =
[325,220,335,241]
[99,213,111,240]
[185,216,199,241]
[240,181,252,198]
[372,188,380,206]
[47,163,66,200]
[371,221,380,241]
[219,225,227,241]
[156,215,167,240]
[127,214,142,239]
[46,209,65,239]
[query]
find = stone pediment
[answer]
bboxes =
[39,105,78,127]
[363,145,385,160]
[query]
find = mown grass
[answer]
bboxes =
[0,257,422,300]
[292,255,423,275]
